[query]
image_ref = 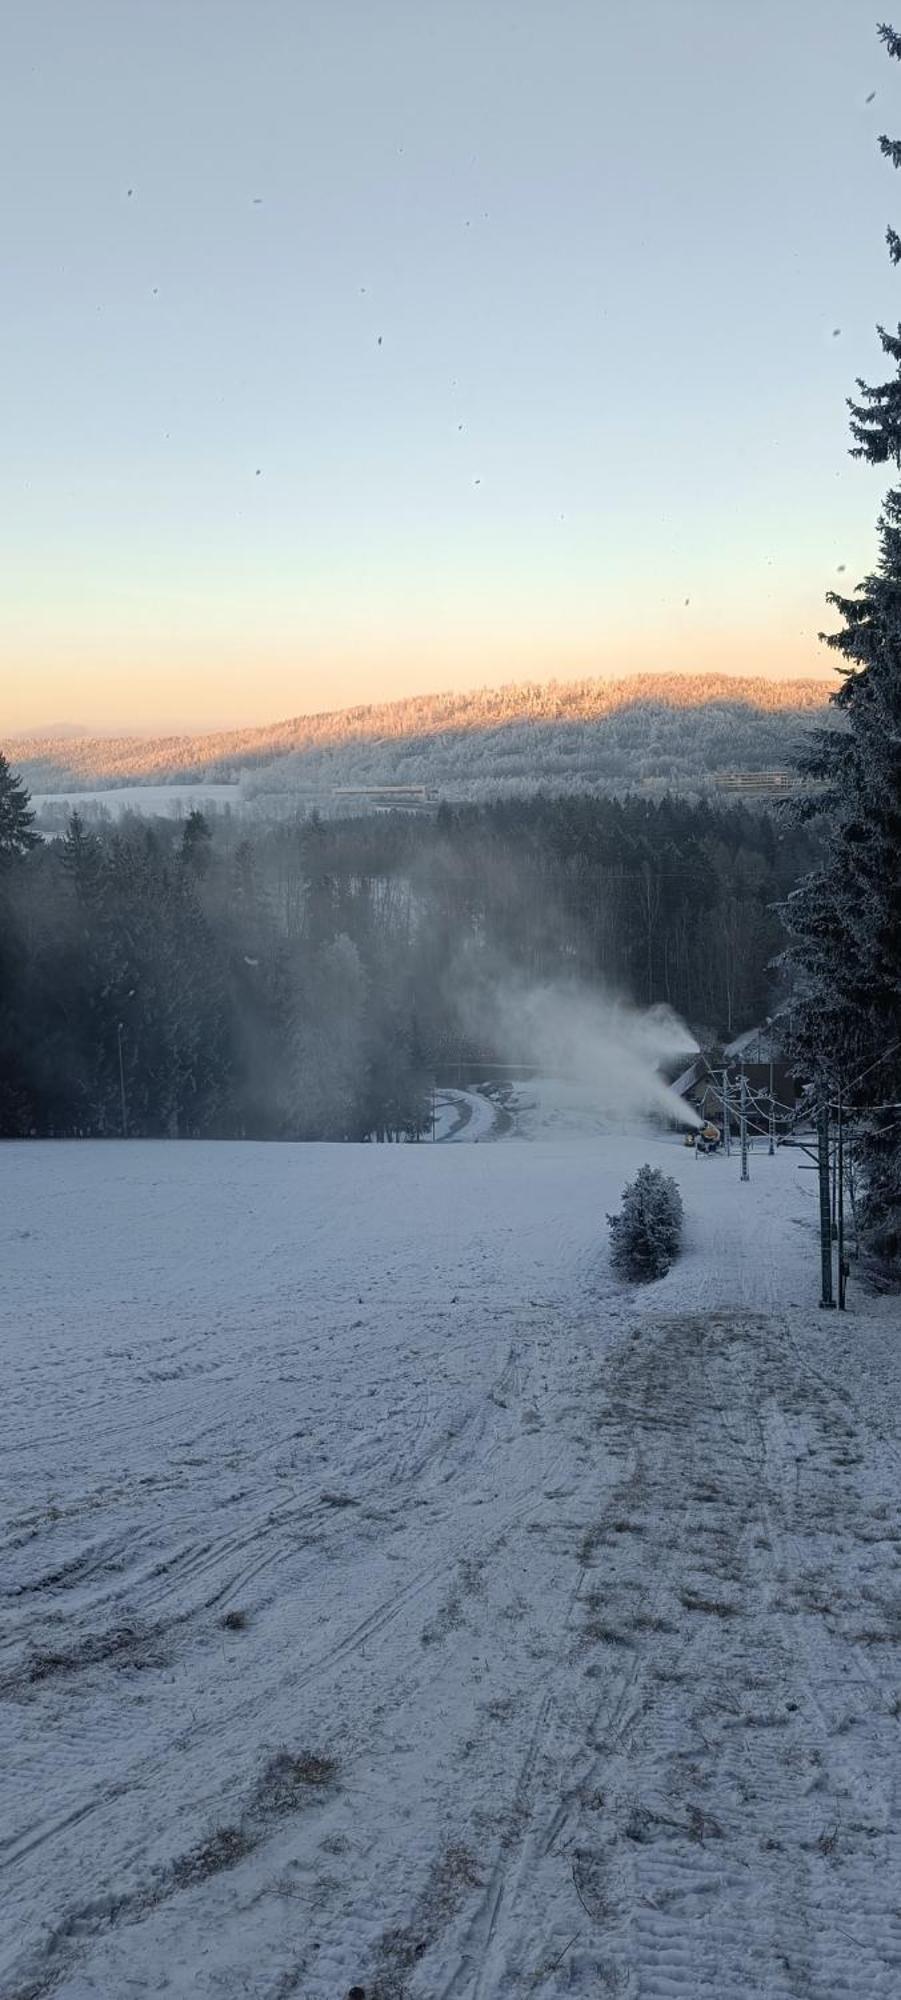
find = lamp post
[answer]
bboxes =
[116,988,135,1140]
[117,1022,128,1139]
[837,1087,846,1311]
[818,1102,835,1308]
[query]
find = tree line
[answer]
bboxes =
[11,672,830,792]
[0,761,817,1142]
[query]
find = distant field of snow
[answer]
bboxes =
[32,782,245,820]
[3,1124,901,1998]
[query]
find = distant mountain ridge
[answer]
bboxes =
[7,672,836,801]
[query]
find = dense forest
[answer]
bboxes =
[240,694,834,808]
[0,758,817,1141]
[10,672,833,801]
[782,25,901,1272]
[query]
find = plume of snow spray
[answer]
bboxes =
[458,974,703,1130]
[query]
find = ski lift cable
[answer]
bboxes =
[696,1056,795,1117]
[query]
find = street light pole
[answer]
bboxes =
[818,1102,835,1308]
[837,1087,846,1311]
[117,1022,128,1139]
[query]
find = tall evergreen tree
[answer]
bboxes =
[0,753,38,866]
[180,807,212,876]
[784,21,901,1268]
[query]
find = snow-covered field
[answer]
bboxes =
[3,1110,901,1998]
[33,783,245,820]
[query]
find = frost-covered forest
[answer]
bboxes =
[0,774,816,1141]
[779,25,901,1273]
[10,672,832,800]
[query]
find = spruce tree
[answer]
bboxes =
[180,807,212,876]
[0,753,38,866]
[785,22,901,1268]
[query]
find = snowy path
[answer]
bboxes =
[3,1139,901,1998]
[434,1088,503,1142]
[440,1309,901,1997]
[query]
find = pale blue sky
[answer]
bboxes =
[2,0,897,730]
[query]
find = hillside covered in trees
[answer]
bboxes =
[9,672,834,803]
[0,759,817,1142]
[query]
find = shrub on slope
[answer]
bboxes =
[608,1166,684,1282]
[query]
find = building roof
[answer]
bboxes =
[671,1058,703,1098]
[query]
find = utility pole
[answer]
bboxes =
[817,1102,835,1308]
[117,1021,128,1139]
[831,1113,838,1240]
[768,1043,775,1156]
[722,1069,731,1156]
[740,1068,749,1181]
[837,1088,846,1310]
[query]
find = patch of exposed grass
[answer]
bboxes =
[420,1594,464,1647]
[27,1622,167,1682]
[631,1611,677,1635]
[578,1524,605,1566]
[680,1589,740,1618]
[170,1823,254,1890]
[366,1844,482,1999]
[220,1608,249,1632]
[583,1619,634,1648]
[250,1749,338,1819]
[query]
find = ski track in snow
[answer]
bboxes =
[435,1089,504,1143]
[2,1131,901,1998]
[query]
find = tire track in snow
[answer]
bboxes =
[436,1325,698,1999]
[0,1322,570,1991]
[431,1311,901,1998]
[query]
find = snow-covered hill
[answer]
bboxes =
[4,1128,900,1998]
[8,672,834,806]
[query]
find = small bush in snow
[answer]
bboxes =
[608,1165,683,1282]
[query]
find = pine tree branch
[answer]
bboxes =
[878,22,901,62]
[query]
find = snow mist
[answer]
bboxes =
[459,975,703,1131]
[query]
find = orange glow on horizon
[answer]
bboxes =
[4,613,837,739]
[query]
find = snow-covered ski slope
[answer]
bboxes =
[4,1122,901,1999]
